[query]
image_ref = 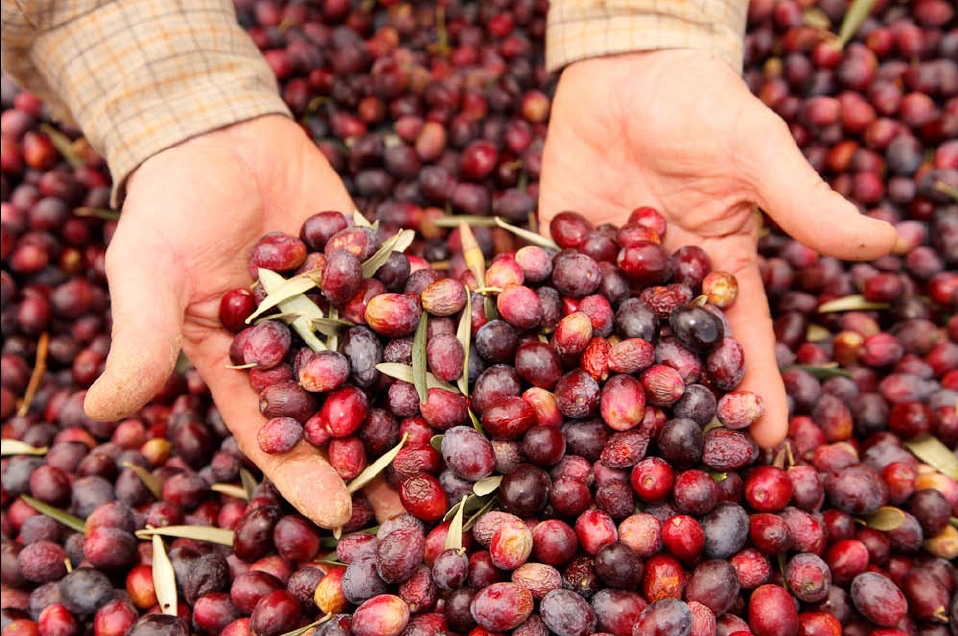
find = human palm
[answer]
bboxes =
[84,115,402,527]
[540,51,897,447]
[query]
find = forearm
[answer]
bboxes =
[1,0,290,203]
[545,0,749,73]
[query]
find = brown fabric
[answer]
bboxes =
[1,0,747,204]
[1,0,290,203]
[546,0,748,73]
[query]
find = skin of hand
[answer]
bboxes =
[539,50,898,448]
[83,114,404,529]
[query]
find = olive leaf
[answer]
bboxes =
[319,536,339,549]
[151,534,178,616]
[122,462,162,499]
[255,311,305,325]
[18,331,49,417]
[310,316,355,338]
[904,435,958,480]
[838,0,877,46]
[459,221,497,321]
[39,124,84,169]
[276,614,334,636]
[73,206,121,222]
[135,525,235,546]
[375,363,459,392]
[430,435,443,452]
[258,269,327,352]
[317,556,348,566]
[802,6,831,29]
[702,418,724,434]
[443,495,469,522]
[247,272,321,324]
[432,216,498,228]
[472,475,502,497]
[445,495,470,551]
[22,496,85,533]
[325,307,341,352]
[863,506,906,531]
[225,362,258,370]
[456,288,472,396]
[361,229,415,278]
[805,324,831,342]
[240,468,259,500]
[352,210,373,228]
[817,294,889,313]
[211,483,249,500]
[0,439,48,457]
[347,433,409,494]
[469,408,484,434]
[412,312,429,403]
[462,496,498,532]
[494,217,559,251]
[785,363,852,380]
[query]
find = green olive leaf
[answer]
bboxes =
[21,496,85,533]
[375,363,458,392]
[863,506,906,531]
[361,229,415,278]
[785,363,852,380]
[494,217,559,251]
[445,495,469,551]
[135,525,235,546]
[412,312,429,403]
[210,483,249,500]
[258,269,327,352]
[122,462,162,499]
[456,288,472,396]
[817,294,889,313]
[904,435,958,480]
[0,439,48,457]
[472,475,502,497]
[246,272,320,324]
[462,496,498,532]
[432,216,498,228]
[838,0,877,46]
[275,613,334,636]
[240,468,259,501]
[151,534,178,616]
[347,433,409,494]
[352,210,373,228]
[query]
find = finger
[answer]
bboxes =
[84,232,186,422]
[719,259,789,449]
[190,330,353,529]
[363,476,406,523]
[743,105,897,261]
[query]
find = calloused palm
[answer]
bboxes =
[84,115,403,527]
[540,51,897,448]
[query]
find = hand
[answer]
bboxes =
[539,50,897,448]
[84,115,403,528]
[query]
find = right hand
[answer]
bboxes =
[539,51,898,448]
[84,115,404,528]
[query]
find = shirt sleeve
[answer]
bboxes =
[546,0,749,74]
[1,0,291,204]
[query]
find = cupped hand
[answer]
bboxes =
[539,50,897,448]
[83,115,403,528]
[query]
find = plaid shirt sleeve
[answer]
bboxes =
[546,0,749,73]
[0,0,290,204]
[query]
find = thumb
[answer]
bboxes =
[742,104,897,261]
[84,232,187,421]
